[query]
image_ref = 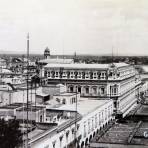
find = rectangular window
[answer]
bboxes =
[86,87,89,94]
[85,72,89,78]
[100,87,105,95]
[114,101,117,108]
[92,87,97,94]
[100,72,106,79]
[48,72,50,77]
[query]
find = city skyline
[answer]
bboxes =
[0,0,148,55]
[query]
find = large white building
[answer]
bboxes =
[43,63,141,118]
[27,98,113,148]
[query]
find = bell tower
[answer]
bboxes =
[44,47,50,59]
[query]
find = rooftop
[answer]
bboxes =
[22,122,57,141]
[25,110,82,145]
[141,65,148,73]
[16,105,45,112]
[39,58,73,64]
[44,62,129,70]
[0,103,23,109]
[57,97,111,116]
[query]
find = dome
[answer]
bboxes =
[44,47,50,52]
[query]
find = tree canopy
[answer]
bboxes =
[0,118,22,148]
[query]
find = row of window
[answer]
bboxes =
[56,97,76,104]
[110,86,118,96]
[44,70,107,80]
[68,86,105,95]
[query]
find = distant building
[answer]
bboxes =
[16,105,46,122]
[36,84,67,104]
[0,88,36,106]
[44,63,141,118]
[0,58,7,69]
[0,103,46,122]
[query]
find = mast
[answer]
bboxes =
[26,33,29,147]
[112,46,114,64]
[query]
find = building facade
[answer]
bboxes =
[28,99,113,148]
[43,63,141,118]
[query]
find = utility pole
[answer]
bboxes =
[74,86,78,148]
[26,33,29,148]
[112,46,114,64]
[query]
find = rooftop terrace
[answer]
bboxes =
[58,97,111,116]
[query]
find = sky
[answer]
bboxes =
[0,0,148,55]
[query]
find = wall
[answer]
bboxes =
[29,100,114,148]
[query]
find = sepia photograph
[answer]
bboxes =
[0,0,148,148]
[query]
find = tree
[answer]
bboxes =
[0,118,22,148]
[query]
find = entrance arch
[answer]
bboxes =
[93,132,96,137]
[89,135,93,142]
[80,141,84,148]
[85,138,88,145]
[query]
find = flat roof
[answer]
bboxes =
[39,58,73,64]
[27,111,82,145]
[17,106,45,112]
[44,63,129,70]
[53,92,77,97]
[23,123,57,141]
[0,103,23,109]
[58,98,111,116]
